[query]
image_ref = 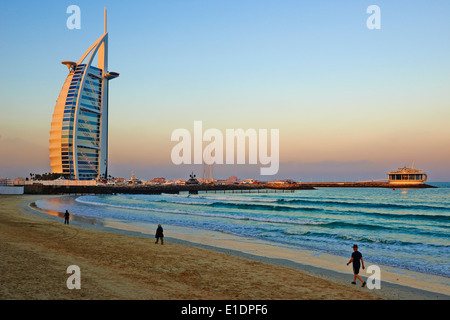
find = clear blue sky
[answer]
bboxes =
[1,1,449,181]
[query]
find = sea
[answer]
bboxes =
[35,182,450,278]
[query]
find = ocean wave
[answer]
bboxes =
[345,210,450,224]
[317,221,392,231]
[281,230,450,248]
[75,197,322,225]
[193,195,279,203]
[154,199,314,211]
[125,194,450,222]
[117,192,450,217]
[75,197,192,215]
[77,195,450,231]
[152,199,214,205]
[190,193,449,211]
[209,201,321,212]
[117,195,322,212]
[127,197,450,223]
[114,194,216,206]
[276,198,450,211]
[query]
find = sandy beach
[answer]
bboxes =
[1,195,448,300]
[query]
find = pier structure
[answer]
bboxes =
[20,180,435,196]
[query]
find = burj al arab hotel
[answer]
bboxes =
[49,9,119,180]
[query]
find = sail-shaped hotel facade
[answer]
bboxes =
[49,9,119,180]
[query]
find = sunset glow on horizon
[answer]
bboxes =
[1,1,449,181]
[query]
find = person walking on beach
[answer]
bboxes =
[64,210,70,225]
[347,244,366,287]
[155,224,164,245]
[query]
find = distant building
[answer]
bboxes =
[174,179,186,185]
[127,171,142,185]
[218,176,240,184]
[388,163,428,184]
[186,172,199,184]
[146,177,165,185]
[49,9,119,180]
[114,177,126,185]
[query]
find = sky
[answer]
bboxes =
[0,0,449,181]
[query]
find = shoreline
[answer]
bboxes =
[24,195,450,299]
[2,194,449,300]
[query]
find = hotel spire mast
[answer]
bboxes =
[97,7,109,179]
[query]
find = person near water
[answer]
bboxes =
[64,210,70,225]
[346,244,366,287]
[155,224,164,245]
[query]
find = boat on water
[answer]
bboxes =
[185,172,199,185]
[127,171,143,185]
[388,161,427,184]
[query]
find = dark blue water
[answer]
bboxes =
[36,182,450,278]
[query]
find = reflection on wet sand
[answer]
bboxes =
[29,202,101,226]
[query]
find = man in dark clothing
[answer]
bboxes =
[64,210,70,225]
[155,224,164,245]
[347,244,366,287]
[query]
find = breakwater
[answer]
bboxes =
[300,182,436,189]
[22,181,435,195]
[23,183,312,195]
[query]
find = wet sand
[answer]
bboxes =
[1,195,448,300]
